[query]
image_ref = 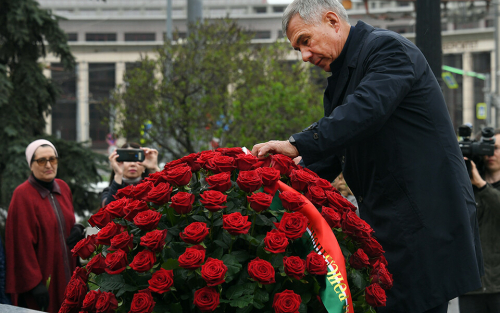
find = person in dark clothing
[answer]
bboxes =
[101,142,160,207]
[460,129,500,312]
[5,139,84,313]
[252,0,483,312]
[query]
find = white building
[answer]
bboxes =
[39,0,497,151]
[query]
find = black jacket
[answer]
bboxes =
[293,21,483,312]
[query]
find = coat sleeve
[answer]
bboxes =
[5,187,43,294]
[474,183,500,219]
[294,35,417,165]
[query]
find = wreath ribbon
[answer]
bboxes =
[278,181,353,313]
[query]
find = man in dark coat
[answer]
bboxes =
[252,0,483,312]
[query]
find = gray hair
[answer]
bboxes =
[282,0,349,36]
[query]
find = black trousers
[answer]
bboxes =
[459,293,500,313]
[422,302,448,313]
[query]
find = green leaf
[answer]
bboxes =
[230,250,250,263]
[236,305,255,313]
[222,254,243,283]
[212,246,224,260]
[116,284,137,297]
[191,215,209,223]
[229,294,254,308]
[225,282,255,299]
[214,240,229,249]
[350,269,368,290]
[95,273,125,292]
[253,287,269,304]
[299,302,308,313]
[255,214,274,226]
[161,258,180,270]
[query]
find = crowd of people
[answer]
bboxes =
[0,0,499,312]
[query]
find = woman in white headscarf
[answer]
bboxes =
[5,139,83,313]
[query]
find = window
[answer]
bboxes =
[163,32,187,40]
[50,63,76,141]
[278,30,284,38]
[273,6,285,13]
[387,25,414,34]
[66,33,78,41]
[125,33,156,41]
[86,33,117,42]
[253,31,272,39]
[254,7,267,14]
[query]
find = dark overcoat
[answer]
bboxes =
[293,21,483,312]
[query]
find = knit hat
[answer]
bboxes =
[25,139,58,167]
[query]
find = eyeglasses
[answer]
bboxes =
[32,157,58,167]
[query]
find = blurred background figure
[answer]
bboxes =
[460,129,500,313]
[5,139,84,312]
[332,173,358,209]
[101,142,160,207]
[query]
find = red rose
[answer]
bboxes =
[115,184,135,199]
[283,256,306,280]
[130,289,156,313]
[247,257,275,284]
[95,291,118,313]
[247,192,273,213]
[133,210,162,231]
[279,191,306,212]
[289,169,315,192]
[251,155,272,170]
[104,198,129,218]
[63,275,88,309]
[144,170,168,186]
[108,231,134,252]
[88,209,112,229]
[166,164,192,186]
[286,161,302,176]
[86,253,106,275]
[123,200,149,221]
[96,221,123,246]
[361,237,385,257]
[178,246,206,269]
[164,158,186,171]
[302,167,319,178]
[273,289,301,313]
[365,283,387,307]
[196,151,221,169]
[264,229,289,253]
[170,191,195,214]
[311,177,335,192]
[180,152,201,172]
[71,234,96,259]
[326,190,357,212]
[144,182,172,205]
[271,154,293,175]
[81,290,101,311]
[342,211,373,239]
[193,287,220,312]
[256,167,280,195]
[201,257,228,286]
[179,222,210,244]
[212,155,236,173]
[200,190,227,212]
[130,249,156,273]
[236,170,262,193]
[105,249,128,275]
[370,260,393,290]
[140,229,168,252]
[205,172,232,192]
[306,251,327,275]
[275,212,308,240]
[216,147,244,157]
[222,212,252,235]
[71,266,88,283]
[132,181,154,200]
[321,206,341,229]
[370,255,389,267]
[235,154,258,171]
[148,268,174,294]
[305,185,327,207]
[349,248,370,270]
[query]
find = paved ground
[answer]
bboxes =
[448,298,460,313]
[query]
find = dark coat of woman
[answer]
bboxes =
[293,21,483,312]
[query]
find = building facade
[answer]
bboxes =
[39,0,497,150]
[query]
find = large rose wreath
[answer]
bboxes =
[62,148,392,313]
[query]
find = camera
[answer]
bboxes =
[116,148,145,162]
[458,125,495,177]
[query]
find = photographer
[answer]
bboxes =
[460,129,500,312]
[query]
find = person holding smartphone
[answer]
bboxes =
[101,142,161,207]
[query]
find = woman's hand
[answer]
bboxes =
[140,147,161,173]
[467,158,487,188]
[109,151,124,184]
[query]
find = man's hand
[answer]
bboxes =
[466,158,487,188]
[251,140,299,159]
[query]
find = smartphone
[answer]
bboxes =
[115,148,145,162]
